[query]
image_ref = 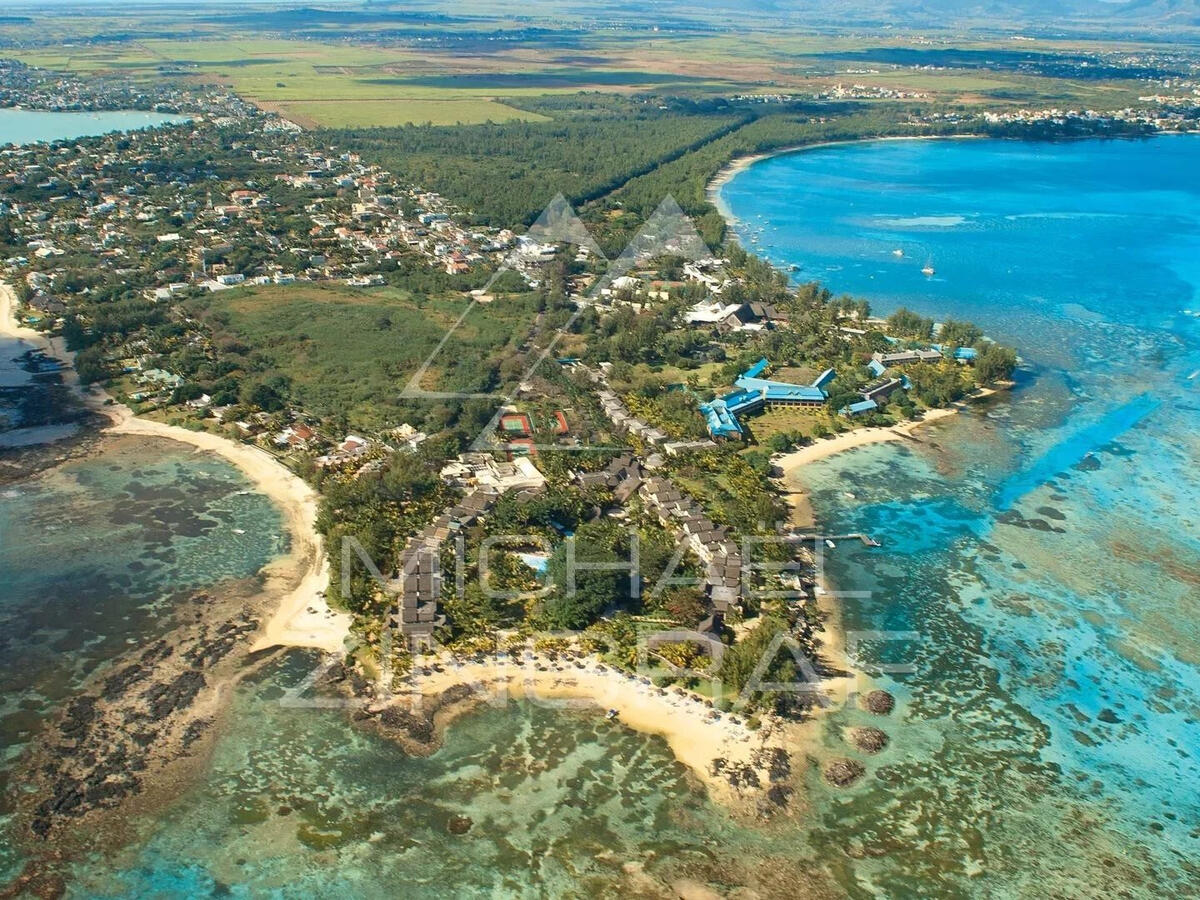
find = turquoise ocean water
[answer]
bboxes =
[3,136,1199,897]
[0,435,285,883]
[719,135,1200,894]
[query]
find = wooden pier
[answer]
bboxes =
[787,532,881,548]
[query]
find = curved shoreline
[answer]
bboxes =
[706,131,1184,229]
[706,134,990,226]
[708,144,1015,726]
[390,653,813,812]
[107,408,350,654]
[774,405,958,473]
[1,281,349,653]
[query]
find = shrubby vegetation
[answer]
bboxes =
[181,283,544,433]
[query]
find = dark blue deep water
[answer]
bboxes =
[3,136,1198,898]
[720,135,1200,895]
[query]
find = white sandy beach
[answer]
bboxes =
[108,407,350,654]
[773,406,958,471]
[397,653,809,805]
[1,281,349,653]
[0,281,84,446]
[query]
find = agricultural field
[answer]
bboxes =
[253,98,544,128]
[8,35,738,127]
[4,10,1168,129]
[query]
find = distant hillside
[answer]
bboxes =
[1110,0,1200,25]
[692,0,1200,27]
[608,0,1200,30]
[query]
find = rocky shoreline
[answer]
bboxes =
[2,578,284,893]
[329,651,811,822]
[0,411,109,485]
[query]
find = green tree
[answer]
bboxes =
[939,319,983,347]
[886,307,934,340]
[974,343,1018,383]
[73,346,110,384]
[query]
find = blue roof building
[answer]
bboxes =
[699,398,744,438]
[700,358,838,438]
[841,398,878,417]
[866,358,888,378]
[932,344,978,360]
[722,387,765,415]
[743,357,770,379]
[736,377,828,404]
[812,367,837,391]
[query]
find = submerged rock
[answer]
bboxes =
[447,814,473,835]
[862,690,895,715]
[378,705,435,744]
[850,726,890,754]
[0,861,67,900]
[824,758,866,787]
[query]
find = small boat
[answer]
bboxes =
[892,248,904,257]
[824,539,837,549]
[232,528,246,535]
[922,264,936,276]
[606,709,619,721]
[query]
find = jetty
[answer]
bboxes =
[787,532,881,548]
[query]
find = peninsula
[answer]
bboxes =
[3,5,1193,896]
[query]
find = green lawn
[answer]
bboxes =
[738,406,835,443]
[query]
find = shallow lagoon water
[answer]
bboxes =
[0,434,283,881]
[3,136,1200,897]
[69,653,780,899]
[722,136,1200,894]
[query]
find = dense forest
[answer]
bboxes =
[340,97,953,247]
[336,98,747,229]
[343,94,1157,250]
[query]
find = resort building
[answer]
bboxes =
[684,300,780,333]
[699,358,835,439]
[439,453,546,493]
[932,344,979,361]
[640,476,743,631]
[391,488,501,643]
[596,387,670,445]
[573,451,645,505]
[871,348,943,367]
[840,398,879,418]
[860,377,905,404]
